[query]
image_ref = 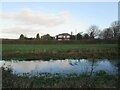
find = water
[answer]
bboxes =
[0,59,118,76]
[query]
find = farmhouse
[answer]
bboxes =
[56,33,71,40]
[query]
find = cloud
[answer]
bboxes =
[0,8,72,39]
[0,25,44,38]
[1,27,37,34]
[0,8,71,27]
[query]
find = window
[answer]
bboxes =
[67,35,70,38]
[58,35,63,38]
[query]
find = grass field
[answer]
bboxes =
[1,44,118,60]
[1,44,118,52]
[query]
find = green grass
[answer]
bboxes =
[2,44,118,52]
[1,44,118,60]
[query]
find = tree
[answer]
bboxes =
[36,33,40,40]
[41,34,53,40]
[99,28,113,39]
[83,33,89,39]
[76,33,82,40]
[19,34,24,40]
[87,25,100,39]
[110,20,120,39]
[90,32,94,39]
[70,35,76,40]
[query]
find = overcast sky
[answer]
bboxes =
[0,2,118,39]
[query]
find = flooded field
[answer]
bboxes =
[0,59,118,76]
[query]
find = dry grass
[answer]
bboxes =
[2,48,118,60]
[2,68,118,88]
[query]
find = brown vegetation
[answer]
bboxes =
[2,48,118,60]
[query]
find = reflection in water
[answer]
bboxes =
[0,59,118,76]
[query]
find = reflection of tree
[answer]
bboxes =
[68,59,98,87]
[82,59,95,87]
[68,60,79,66]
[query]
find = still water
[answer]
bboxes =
[0,59,118,76]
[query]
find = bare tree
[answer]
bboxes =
[87,25,100,39]
[99,28,113,39]
[110,20,120,39]
[111,20,120,27]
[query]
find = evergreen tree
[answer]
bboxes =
[36,33,40,40]
[19,34,24,40]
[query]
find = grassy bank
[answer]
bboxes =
[2,44,118,51]
[1,44,118,60]
[2,68,118,88]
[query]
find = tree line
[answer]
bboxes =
[19,33,55,40]
[19,20,120,40]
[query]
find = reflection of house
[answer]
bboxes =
[56,33,71,40]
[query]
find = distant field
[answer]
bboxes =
[2,44,118,52]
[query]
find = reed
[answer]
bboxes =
[2,48,118,60]
[2,68,118,88]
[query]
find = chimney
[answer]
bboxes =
[71,32,73,36]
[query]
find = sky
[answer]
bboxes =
[0,2,118,39]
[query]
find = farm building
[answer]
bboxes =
[56,33,71,40]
